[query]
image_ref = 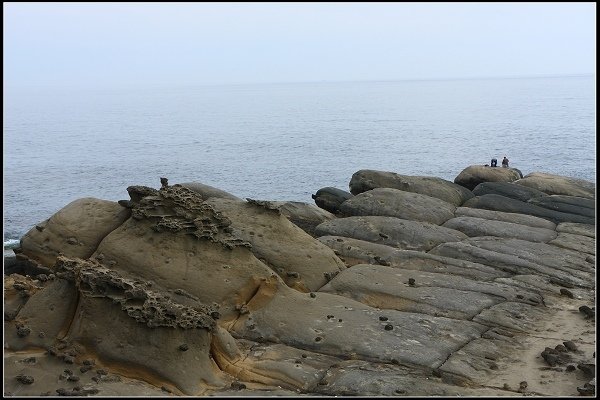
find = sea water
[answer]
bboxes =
[3,75,596,245]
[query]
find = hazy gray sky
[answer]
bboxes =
[3,2,596,88]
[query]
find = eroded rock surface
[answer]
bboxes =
[515,172,595,199]
[5,170,596,397]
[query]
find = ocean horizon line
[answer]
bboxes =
[4,72,595,93]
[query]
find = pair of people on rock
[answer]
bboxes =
[489,156,509,168]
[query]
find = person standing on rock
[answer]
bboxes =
[490,158,498,167]
[502,156,509,168]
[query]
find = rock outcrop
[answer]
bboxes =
[454,165,522,190]
[349,169,474,206]
[5,169,596,397]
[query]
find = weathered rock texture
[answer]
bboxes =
[5,169,596,397]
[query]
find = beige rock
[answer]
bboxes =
[20,198,130,267]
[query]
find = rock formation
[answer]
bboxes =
[4,170,596,397]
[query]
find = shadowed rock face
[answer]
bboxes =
[454,165,522,191]
[349,170,474,206]
[463,194,595,225]
[5,170,596,397]
[339,188,456,225]
[312,187,354,214]
[528,195,595,218]
[515,172,595,199]
[472,181,548,202]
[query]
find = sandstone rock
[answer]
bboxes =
[442,216,557,242]
[515,172,595,199]
[349,170,473,206]
[463,194,595,225]
[454,165,522,191]
[472,181,547,202]
[339,188,456,225]
[205,197,346,291]
[20,198,131,267]
[311,187,353,214]
[315,216,467,252]
[258,200,336,237]
[230,279,487,369]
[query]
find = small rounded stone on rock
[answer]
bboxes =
[560,288,574,298]
[384,324,393,331]
[310,293,316,298]
[379,316,388,321]
[178,343,189,351]
[16,374,34,384]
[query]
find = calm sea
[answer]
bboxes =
[3,75,596,247]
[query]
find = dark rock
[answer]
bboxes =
[231,381,247,390]
[312,187,353,214]
[178,343,189,351]
[579,305,595,319]
[384,324,393,331]
[563,341,578,352]
[529,195,595,218]
[462,194,595,225]
[577,363,596,377]
[560,288,574,298]
[16,374,34,384]
[472,181,547,202]
[349,169,474,206]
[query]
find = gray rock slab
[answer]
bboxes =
[463,194,595,225]
[528,195,595,218]
[314,360,512,397]
[442,216,558,242]
[515,172,595,199]
[429,240,593,289]
[317,235,510,280]
[472,301,551,332]
[439,334,527,383]
[230,281,488,369]
[556,222,596,238]
[454,165,522,191]
[349,169,474,206]
[455,207,557,230]
[463,237,594,275]
[319,264,542,319]
[472,181,548,202]
[311,187,353,215]
[314,216,467,252]
[548,232,596,256]
[339,187,456,225]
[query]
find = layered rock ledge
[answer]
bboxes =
[4,166,596,397]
